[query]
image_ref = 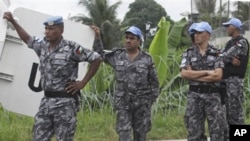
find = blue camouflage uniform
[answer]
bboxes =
[94,26,160,141]
[221,35,249,124]
[221,18,249,141]
[29,16,101,141]
[180,45,226,141]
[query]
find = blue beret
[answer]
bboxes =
[43,16,63,26]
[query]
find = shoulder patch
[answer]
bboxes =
[236,38,248,47]
[76,46,84,54]
[209,45,219,51]
[34,37,44,43]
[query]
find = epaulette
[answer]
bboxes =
[184,46,196,57]
[104,47,125,55]
[236,38,248,48]
[188,47,195,50]
[208,45,220,51]
[186,46,195,53]
[63,39,77,48]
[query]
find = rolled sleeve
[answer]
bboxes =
[180,51,189,70]
[72,44,101,63]
[27,36,44,56]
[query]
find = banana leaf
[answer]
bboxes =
[168,18,187,49]
[83,63,113,94]
[149,17,170,87]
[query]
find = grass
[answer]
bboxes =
[1,99,250,141]
[0,104,188,141]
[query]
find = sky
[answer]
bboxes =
[6,0,192,21]
[5,0,237,22]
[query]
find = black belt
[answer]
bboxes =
[45,91,77,98]
[189,85,219,93]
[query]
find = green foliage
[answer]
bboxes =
[149,17,170,87]
[123,0,168,29]
[148,17,188,88]
[2,101,250,141]
[0,105,188,141]
[194,0,216,14]
[149,112,187,139]
[168,18,188,49]
[231,1,250,22]
[84,63,114,95]
[70,0,123,49]
[0,106,32,141]
[122,0,172,49]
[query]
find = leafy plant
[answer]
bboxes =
[149,17,170,87]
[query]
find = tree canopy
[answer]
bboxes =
[121,0,171,49]
[70,0,123,49]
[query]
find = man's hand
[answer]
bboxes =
[3,12,15,23]
[187,65,192,70]
[65,80,85,95]
[90,25,101,39]
[232,56,240,66]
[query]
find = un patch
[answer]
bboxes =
[76,46,84,54]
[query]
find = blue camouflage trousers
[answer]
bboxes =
[224,76,245,124]
[184,91,226,141]
[223,76,245,141]
[32,97,78,141]
[116,104,152,141]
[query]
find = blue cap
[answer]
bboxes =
[188,23,198,35]
[125,26,143,39]
[192,21,212,34]
[43,16,63,26]
[222,18,242,29]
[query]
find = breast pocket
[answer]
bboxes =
[135,64,148,84]
[190,57,199,70]
[50,54,70,76]
[115,65,125,82]
[206,56,216,69]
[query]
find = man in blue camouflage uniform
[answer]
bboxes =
[91,25,160,141]
[180,21,226,141]
[183,22,208,140]
[220,18,249,141]
[3,12,102,141]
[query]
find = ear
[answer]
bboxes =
[61,28,64,34]
[58,26,64,34]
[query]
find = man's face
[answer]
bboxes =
[194,31,210,44]
[224,24,236,36]
[124,33,140,50]
[44,25,63,42]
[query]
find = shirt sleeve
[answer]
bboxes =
[214,57,224,69]
[27,36,44,56]
[222,39,248,63]
[179,50,190,70]
[71,41,101,62]
[148,57,160,101]
[92,38,116,66]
